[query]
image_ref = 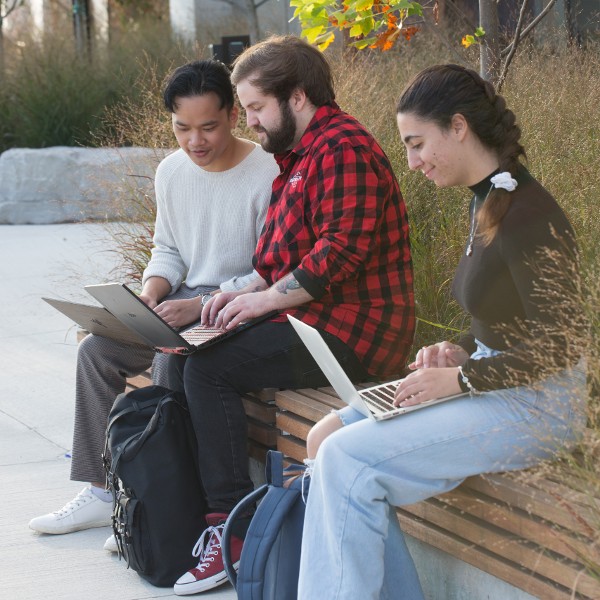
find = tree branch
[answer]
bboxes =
[500,0,558,58]
[497,0,529,91]
[1,0,24,19]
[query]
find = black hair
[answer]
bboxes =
[163,60,234,113]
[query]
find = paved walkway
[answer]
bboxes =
[0,224,235,600]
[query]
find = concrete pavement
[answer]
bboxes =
[0,224,236,600]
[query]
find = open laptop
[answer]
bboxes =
[85,282,277,355]
[288,315,464,421]
[42,297,150,346]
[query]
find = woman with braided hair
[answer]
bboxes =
[297,64,586,599]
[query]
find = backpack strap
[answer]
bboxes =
[222,484,269,590]
[266,449,284,487]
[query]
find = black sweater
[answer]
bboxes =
[452,167,582,391]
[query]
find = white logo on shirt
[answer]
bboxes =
[289,171,303,189]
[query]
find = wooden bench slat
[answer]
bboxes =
[242,395,277,424]
[125,372,153,389]
[397,510,592,600]
[276,412,312,441]
[246,418,278,447]
[275,388,345,420]
[247,388,277,402]
[277,435,308,464]
[436,486,597,564]
[464,474,597,538]
[402,497,600,597]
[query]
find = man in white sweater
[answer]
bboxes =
[29,60,279,550]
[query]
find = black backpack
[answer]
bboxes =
[104,385,207,587]
[222,450,310,599]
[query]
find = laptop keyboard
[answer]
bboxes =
[359,380,402,413]
[181,325,228,345]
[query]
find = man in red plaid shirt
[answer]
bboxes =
[170,35,415,596]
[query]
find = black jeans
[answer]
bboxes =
[168,320,369,513]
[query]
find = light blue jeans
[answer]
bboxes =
[297,342,587,600]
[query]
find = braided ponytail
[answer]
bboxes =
[476,84,526,244]
[397,64,526,244]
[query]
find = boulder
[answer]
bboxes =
[0,146,173,224]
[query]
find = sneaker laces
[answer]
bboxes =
[191,524,224,572]
[54,488,94,517]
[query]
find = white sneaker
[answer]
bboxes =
[29,486,112,534]
[104,533,118,552]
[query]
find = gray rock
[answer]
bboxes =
[0,146,173,224]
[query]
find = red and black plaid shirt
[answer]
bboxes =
[253,103,415,378]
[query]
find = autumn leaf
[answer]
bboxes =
[354,0,374,10]
[400,25,420,40]
[461,27,484,48]
[304,25,326,44]
[461,34,475,48]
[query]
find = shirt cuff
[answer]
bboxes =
[293,267,327,300]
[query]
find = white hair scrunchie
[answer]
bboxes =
[490,172,518,192]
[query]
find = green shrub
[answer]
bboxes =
[0,18,194,151]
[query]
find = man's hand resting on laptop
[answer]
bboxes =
[201,290,268,330]
[201,272,315,330]
[154,297,206,328]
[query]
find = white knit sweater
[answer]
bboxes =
[142,143,278,292]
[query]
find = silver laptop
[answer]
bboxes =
[85,283,277,355]
[42,297,150,346]
[288,315,464,421]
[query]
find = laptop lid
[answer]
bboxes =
[289,315,465,422]
[85,283,193,350]
[42,297,150,346]
[85,283,279,353]
[287,315,375,420]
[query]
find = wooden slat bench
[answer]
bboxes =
[274,387,600,600]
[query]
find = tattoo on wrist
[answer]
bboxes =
[275,276,301,295]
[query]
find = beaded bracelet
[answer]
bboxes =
[458,366,480,396]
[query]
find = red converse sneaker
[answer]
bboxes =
[173,513,243,595]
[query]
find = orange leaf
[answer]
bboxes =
[369,26,399,51]
[400,25,420,41]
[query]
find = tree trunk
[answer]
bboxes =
[244,0,260,43]
[0,17,4,81]
[479,0,500,83]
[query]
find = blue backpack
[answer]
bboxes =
[222,451,310,600]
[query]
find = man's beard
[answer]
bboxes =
[257,100,297,154]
